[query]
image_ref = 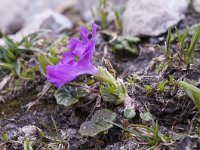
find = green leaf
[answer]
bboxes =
[36,128,45,138]
[79,109,116,137]
[94,66,117,87]
[185,25,200,64]
[100,84,119,103]
[23,139,33,150]
[113,8,122,32]
[100,78,126,104]
[54,84,90,107]
[166,28,171,54]
[140,111,153,122]
[37,53,54,75]
[0,62,14,69]
[23,37,32,48]
[124,107,136,119]
[2,33,18,53]
[179,81,200,112]
[15,59,21,77]
[164,28,172,65]
[2,132,8,142]
[97,0,108,29]
[114,37,139,55]
[4,49,16,61]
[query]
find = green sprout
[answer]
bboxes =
[0,32,44,79]
[23,138,33,150]
[176,28,189,58]
[169,75,178,87]
[157,81,167,93]
[160,25,200,67]
[106,118,170,146]
[112,6,125,33]
[185,25,200,64]
[179,81,200,112]
[144,84,153,93]
[126,74,137,85]
[161,28,172,67]
[2,132,8,142]
[97,0,108,29]
[176,25,200,64]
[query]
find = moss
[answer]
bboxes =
[0,91,37,118]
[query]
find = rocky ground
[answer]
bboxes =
[0,0,200,150]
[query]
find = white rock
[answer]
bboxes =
[193,0,200,13]
[0,10,72,45]
[123,0,189,37]
[21,125,37,137]
[0,0,27,34]
[0,0,76,34]
[19,9,72,35]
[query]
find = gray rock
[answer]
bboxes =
[0,10,72,45]
[193,0,200,13]
[1,124,21,139]
[21,125,37,137]
[0,0,76,34]
[19,9,72,35]
[123,0,189,37]
[0,0,27,34]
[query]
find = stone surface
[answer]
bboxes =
[0,10,72,45]
[21,125,37,137]
[122,0,189,37]
[0,0,27,34]
[0,0,77,34]
[19,9,72,35]
[193,0,200,13]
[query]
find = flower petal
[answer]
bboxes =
[68,38,85,57]
[80,26,89,44]
[68,38,80,52]
[59,52,75,65]
[46,23,98,87]
[47,59,97,87]
[92,23,97,39]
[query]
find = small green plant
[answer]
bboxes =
[144,84,153,93]
[2,132,8,142]
[161,25,200,67]
[164,28,172,66]
[95,66,137,119]
[23,138,33,150]
[176,28,189,58]
[107,118,170,146]
[97,0,108,29]
[126,74,137,85]
[157,81,167,93]
[0,32,43,79]
[169,75,177,87]
[112,6,125,33]
[133,120,170,146]
[184,25,200,64]
[176,25,200,64]
[179,81,200,112]
[37,52,58,75]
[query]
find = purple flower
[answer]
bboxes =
[46,23,98,87]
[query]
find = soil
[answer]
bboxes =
[0,5,200,150]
